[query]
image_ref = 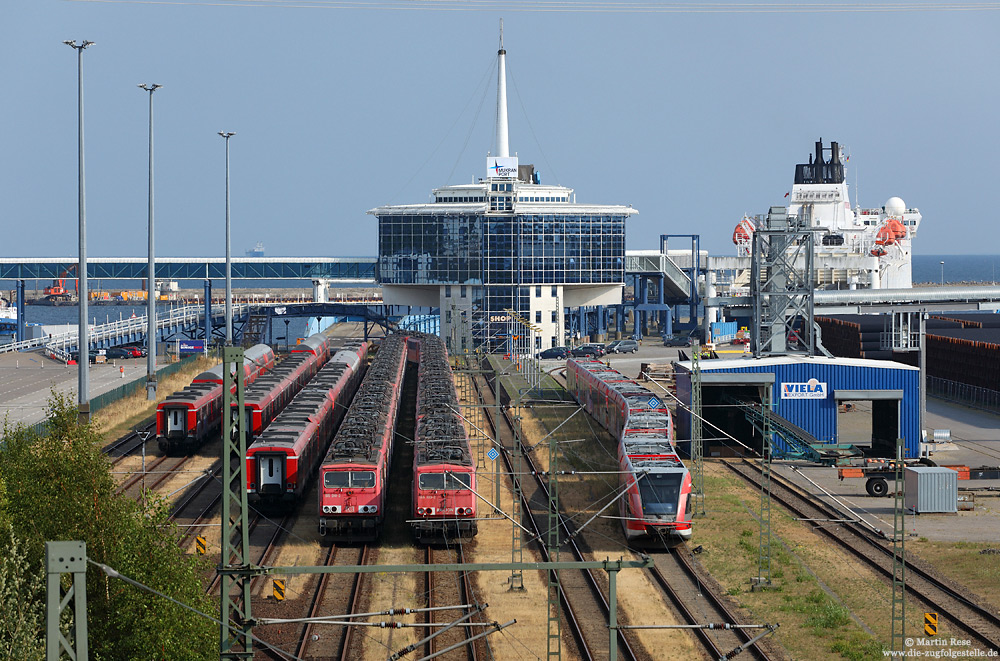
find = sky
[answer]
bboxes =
[3,1,999,261]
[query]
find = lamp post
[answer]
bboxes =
[219,131,236,345]
[139,83,162,400]
[940,261,945,286]
[65,39,94,423]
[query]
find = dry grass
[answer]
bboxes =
[454,370,555,660]
[93,356,219,442]
[694,462,995,659]
[906,537,1000,611]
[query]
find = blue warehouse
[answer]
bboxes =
[674,355,920,460]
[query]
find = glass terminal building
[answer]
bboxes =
[370,38,635,352]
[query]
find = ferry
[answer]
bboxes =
[734,139,922,289]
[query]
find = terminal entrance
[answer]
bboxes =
[834,391,901,458]
[698,377,774,458]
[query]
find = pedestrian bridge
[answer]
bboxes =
[0,304,249,358]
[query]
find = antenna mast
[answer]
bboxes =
[495,18,510,158]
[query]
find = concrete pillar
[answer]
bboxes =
[312,279,328,303]
[703,270,717,344]
[639,276,649,337]
[664,307,673,336]
[656,274,666,336]
[15,280,26,343]
[614,304,624,339]
[203,280,212,352]
[595,305,606,342]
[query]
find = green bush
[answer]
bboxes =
[0,392,216,659]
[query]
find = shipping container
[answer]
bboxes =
[904,466,957,514]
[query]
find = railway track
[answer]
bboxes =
[291,544,369,660]
[474,367,638,661]
[726,458,1000,652]
[649,547,773,660]
[421,544,482,661]
[104,419,156,462]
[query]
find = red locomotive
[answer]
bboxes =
[410,333,478,543]
[567,358,692,545]
[246,339,368,507]
[318,334,407,540]
[239,333,330,440]
[156,343,275,456]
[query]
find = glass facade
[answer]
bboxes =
[378,209,626,350]
[378,212,626,287]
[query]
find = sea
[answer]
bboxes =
[3,255,997,335]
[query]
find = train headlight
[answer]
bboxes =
[323,505,341,514]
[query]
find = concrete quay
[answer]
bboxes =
[0,350,151,433]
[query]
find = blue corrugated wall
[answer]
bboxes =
[676,359,920,459]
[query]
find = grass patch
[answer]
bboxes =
[94,356,218,442]
[693,463,938,658]
[905,539,1000,610]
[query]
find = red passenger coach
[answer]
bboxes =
[246,340,367,507]
[239,333,330,439]
[318,335,406,540]
[410,333,478,543]
[566,358,692,545]
[156,343,275,455]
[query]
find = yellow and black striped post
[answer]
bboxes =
[272,579,285,602]
[924,612,938,637]
[196,535,207,555]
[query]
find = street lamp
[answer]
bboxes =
[65,39,94,423]
[218,131,236,345]
[139,83,162,400]
[940,261,945,286]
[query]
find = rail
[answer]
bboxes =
[0,303,250,355]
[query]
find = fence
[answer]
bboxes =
[927,375,1000,415]
[11,355,201,439]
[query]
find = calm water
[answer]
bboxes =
[912,255,999,285]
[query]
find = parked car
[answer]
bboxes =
[69,350,99,364]
[106,347,132,359]
[663,333,693,347]
[570,345,602,358]
[605,339,639,354]
[124,346,144,358]
[582,343,606,357]
[537,346,569,359]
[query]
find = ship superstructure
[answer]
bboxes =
[734,139,922,289]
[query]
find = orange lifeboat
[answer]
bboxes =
[732,218,754,244]
[888,217,906,240]
[732,216,755,256]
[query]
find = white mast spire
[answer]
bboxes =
[494,19,509,158]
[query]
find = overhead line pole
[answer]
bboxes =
[139,83,162,400]
[65,39,94,423]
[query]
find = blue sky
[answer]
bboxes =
[3,1,998,259]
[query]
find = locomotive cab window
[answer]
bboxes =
[639,473,682,516]
[419,472,471,490]
[324,470,376,489]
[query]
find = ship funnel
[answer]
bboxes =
[815,139,825,166]
[831,141,841,165]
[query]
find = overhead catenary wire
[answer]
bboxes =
[67,0,1000,13]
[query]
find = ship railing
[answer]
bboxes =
[0,303,250,355]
